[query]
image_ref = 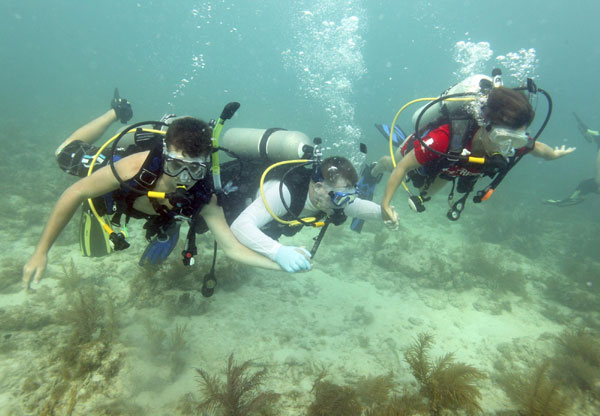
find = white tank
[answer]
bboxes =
[411,74,492,133]
[221,127,312,161]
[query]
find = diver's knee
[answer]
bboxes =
[372,156,392,176]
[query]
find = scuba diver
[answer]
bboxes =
[371,72,576,223]
[224,154,390,273]
[22,92,282,291]
[544,113,600,206]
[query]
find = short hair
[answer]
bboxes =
[318,156,359,187]
[164,117,212,158]
[486,87,535,129]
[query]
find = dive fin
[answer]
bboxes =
[351,163,383,233]
[542,197,584,207]
[79,201,112,257]
[573,112,592,143]
[375,123,407,147]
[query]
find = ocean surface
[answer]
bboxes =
[1,0,599,414]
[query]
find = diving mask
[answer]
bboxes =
[328,188,358,207]
[162,145,209,182]
[488,126,529,156]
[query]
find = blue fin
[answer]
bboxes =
[139,222,181,266]
[375,123,407,147]
[351,163,383,233]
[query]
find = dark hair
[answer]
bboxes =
[164,117,212,157]
[318,156,359,187]
[486,87,535,129]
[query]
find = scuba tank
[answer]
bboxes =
[221,127,313,161]
[411,74,494,135]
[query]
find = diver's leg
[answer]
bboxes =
[55,109,118,156]
[595,148,600,188]
[576,178,599,197]
[372,147,403,177]
[423,175,449,196]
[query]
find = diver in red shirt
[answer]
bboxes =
[374,84,575,223]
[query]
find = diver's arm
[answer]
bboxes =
[201,196,282,271]
[230,182,311,273]
[344,198,382,221]
[55,109,118,156]
[380,150,421,221]
[230,181,291,260]
[22,153,147,289]
[531,141,576,160]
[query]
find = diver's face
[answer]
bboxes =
[479,125,528,158]
[162,144,210,186]
[309,178,355,212]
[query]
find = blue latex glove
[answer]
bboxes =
[139,222,181,266]
[274,246,312,273]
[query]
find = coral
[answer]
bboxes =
[500,360,570,416]
[55,285,120,381]
[169,323,189,379]
[552,329,600,398]
[169,323,188,353]
[89,399,146,415]
[307,380,362,416]
[143,319,167,356]
[545,257,600,312]
[404,333,486,415]
[353,372,395,408]
[57,258,84,293]
[56,286,104,344]
[363,390,426,416]
[196,353,279,415]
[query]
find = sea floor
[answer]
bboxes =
[1,140,599,415]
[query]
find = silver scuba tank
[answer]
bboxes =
[411,74,493,134]
[221,127,313,161]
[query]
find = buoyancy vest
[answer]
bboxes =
[94,142,214,232]
[214,160,321,240]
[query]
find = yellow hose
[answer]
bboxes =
[388,97,478,192]
[87,128,166,236]
[259,159,322,227]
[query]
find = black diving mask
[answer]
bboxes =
[162,145,209,181]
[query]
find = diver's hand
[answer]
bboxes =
[381,202,398,223]
[552,145,576,159]
[22,252,47,291]
[274,246,312,273]
[111,90,133,124]
[382,205,399,230]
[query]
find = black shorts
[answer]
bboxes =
[56,140,110,178]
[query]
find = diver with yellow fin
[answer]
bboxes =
[22,91,282,291]
[544,113,600,206]
[371,70,576,224]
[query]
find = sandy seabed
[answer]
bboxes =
[0,163,599,415]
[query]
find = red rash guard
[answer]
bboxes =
[400,124,482,177]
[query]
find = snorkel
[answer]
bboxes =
[210,102,240,193]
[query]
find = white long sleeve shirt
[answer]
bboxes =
[230,180,381,260]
